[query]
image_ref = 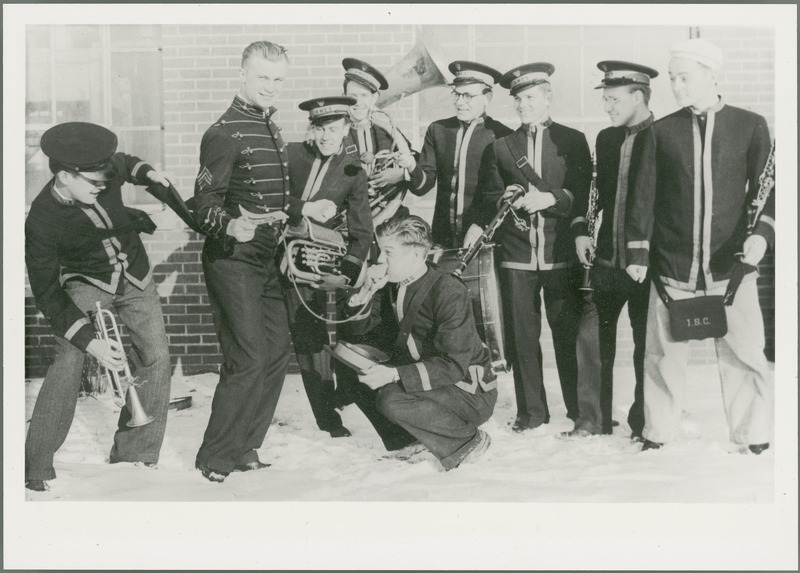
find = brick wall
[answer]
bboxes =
[24,24,776,378]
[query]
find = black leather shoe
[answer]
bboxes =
[233,461,271,472]
[630,432,645,443]
[25,479,49,492]
[748,443,770,455]
[327,426,352,438]
[195,462,229,483]
[641,439,663,451]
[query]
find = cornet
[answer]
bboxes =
[93,302,154,427]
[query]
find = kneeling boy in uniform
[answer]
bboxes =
[343,215,496,470]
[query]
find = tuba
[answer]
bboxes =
[376,29,453,108]
[92,302,154,427]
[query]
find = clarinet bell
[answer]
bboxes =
[579,264,593,292]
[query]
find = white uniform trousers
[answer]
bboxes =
[642,275,773,445]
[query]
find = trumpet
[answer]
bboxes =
[92,302,154,427]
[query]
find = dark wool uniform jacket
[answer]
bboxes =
[625,101,774,291]
[25,153,157,352]
[408,115,513,248]
[470,121,592,270]
[571,114,654,270]
[344,265,497,395]
[286,138,373,266]
[191,96,290,250]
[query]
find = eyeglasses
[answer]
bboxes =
[451,90,487,103]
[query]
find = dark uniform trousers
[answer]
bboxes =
[197,228,291,473]
[575,265,648,435]
[285,286,348,432]
[502,266,582,427]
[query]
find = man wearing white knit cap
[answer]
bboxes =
[625,38,774,454]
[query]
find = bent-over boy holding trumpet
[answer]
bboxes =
[25,122,174,492]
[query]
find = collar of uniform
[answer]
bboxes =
[463,114,486,128]
[626,112,654,135]
[232,95,276,119]
[522,117,553,133]
[689,95,724,116]
[49,180,75,206]
[351,117,372,130]
[396,264,429,287]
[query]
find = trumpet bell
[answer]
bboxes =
[125,386,155,427]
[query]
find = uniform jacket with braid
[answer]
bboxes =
[470,120,592,270]
[286,138,373,267]
[191,96,290,249]
[25,153,157,351]
[625,101,774,291]
[408,115,513,248]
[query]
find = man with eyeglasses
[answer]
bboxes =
[467,62,591,433]
[25,122,175,492]
[559,60,658,440]
[399,61,513,248]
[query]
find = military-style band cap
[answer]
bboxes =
[670,38,723,71]
[299,96,358,122]
[40,122,118,181]
[342,58,389,92]
[595,60,659,89]
[448,61,503,88]
[500,62,555,96]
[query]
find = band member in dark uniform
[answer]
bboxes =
[283,96,373,438]
[402,61,513,248]
[191,41,292,483]
[625,39,774,453]
[560,61,658,439]
[343,216,496,470]
[342,57,412,207]
[25,122,173,492]
[334,58,416,416]
[467,62,591,432]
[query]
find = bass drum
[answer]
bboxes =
[428,244,507,371]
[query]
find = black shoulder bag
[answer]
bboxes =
[652,274,727,341]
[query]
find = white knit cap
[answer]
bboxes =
[669,38,724,71]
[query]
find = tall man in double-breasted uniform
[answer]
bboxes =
[403,61,513,248]
[191,41,293,483]
[625,39,774,453]
[467,63,591,432]
[561,61,659,439]
[283,96,373,438]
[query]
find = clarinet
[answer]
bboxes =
[453,185,526,277]
[723,140,775,305]
[579,153,599,292]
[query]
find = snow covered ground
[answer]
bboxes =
[8,361,797,570]
[19,364,777,503]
